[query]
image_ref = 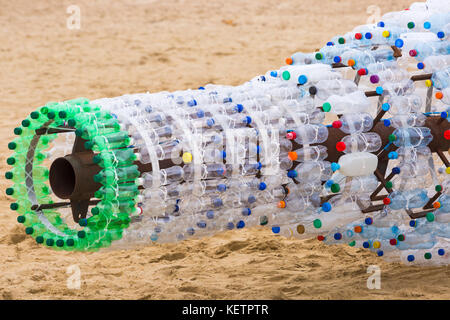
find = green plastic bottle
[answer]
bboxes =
[94,165,140,185]
[93,148,139,168]
[94,183,140,201]
[88,132,131,151]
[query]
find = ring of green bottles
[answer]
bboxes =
[6,98,139,251]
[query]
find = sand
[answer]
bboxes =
[0,0,449,300]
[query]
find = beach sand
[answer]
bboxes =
[0,0,449,299]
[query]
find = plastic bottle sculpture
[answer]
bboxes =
[5,0,450,265]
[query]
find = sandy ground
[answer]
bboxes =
[0,0,449,300]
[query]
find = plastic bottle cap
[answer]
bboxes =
[417,62,425,70]
[333,56,341,63]
[14,127,23,135]
[407,255,415,262]
[317,235,325,241]
[437,31,445,39]
[277,201,286,208]
[395,38,404,48]
[336,141,346,152]
[355,33,362,40]
[385,181,393,189]
[389,239,397,245]
[332,120,342,128]
[322,202,332,212]
[17,215,25,223]
[354,226,362,233]
[282,71,291,80]
[381,103,390,111]
[365,217,373,225]
[287,170,297,178]
[313,219,322,228]
[330,183,340,193]
[435,185,443,192]
[285,57,293,65]
[315,52,323,60]
[347,59,355,67]
[375,86,383,95]
[424,21,431,29]
[338,37,345,44]
[424,252,432,259]
[436,92,443,99]
[288,151,297,161]
[7,157,15,165]
[298,75,308,85]
[357,68,367,76]
[407,21,415,29]
[426,212,435,222]
[438,249,445,256]
[8,142,17,150]
[334,233,342,240]
[286,131,296,140]
[409,49,417,57]
[433,202,441,209]
[322,102,331,112]
[370,75,380,84]
[382,30,390,38]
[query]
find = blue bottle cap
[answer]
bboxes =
[376,86,383,95]
[187,227,195,235]
[298,75,308,85]
[438,248,445,256]
[287,170,297,178]
[441,111,448,119]
[377,250,384,257]
[407,254,415,262]
[322,202,332,212]
[206,210,214,219]
[244,116,252,124]
[223,97,232,103]
[213,198,223,207]
[258,182,267,190]
[377,21,385,27]
[437,31,445,39]
[424,21,431,29]
[248,195,256,204]
[206,118,215,127]
[392,167,400,174]
[365,32,372,39]
[334,233,342,240]
[196,109,205,118]
[237,220,245,229]
[270,71,278,77]
[271,226,281,234]
[363,241,370,248]
[417,62,424,69]
[326,41,334,46]
[242,208,251,216]
[382,103,390,111]
[333,56,341,63]
[226,222,235,230]
[325,180,334,188]
[217,184,227,192]
[260,75,266,81]
[222,151,227,159]
[235,103,244,112]
[331,162,340,172]
[395,38,404,48]
[409,220,416,227]
[187,99,197,107]
[365,217,373,225]
[383,119,391,127]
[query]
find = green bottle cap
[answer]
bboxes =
[14,127,23,135]
[79,218,88,227]
[424,252,432,259]
[7,157,16,165]
[260,215,268,226]
[68,119,76,127]
[10,203,19,211]
[313,219,322,228]
[282,70,291,80]
[25,227,33,235]
[348,240,356,247]
[338,37,345,44]
[40,106,49,114]
[77,230,86,238]
[85,141,94,150]
[91,207,100,215]
[397,234,405,241]
[36,236,44,244]
[66,239,75,246]
[386,181,393,189]
[322,102,331,112]
[388,134,396,142]
[75,128,83,137]
[22,119,31,127]
[93,154,101,164]
[47,111,56,119]
[56,239,65,247]
[315,52,323,60]
[17,215,25,223]
[8,142,17,150]
[30,111,40,119]
[58,111,67,119]
[426,212,435,222]
[46,238,54,246]
[435,185,442,192]
[407,21,415,29]
[5,172,13,179]
[331,183,340,193]
[6,188,14,196]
